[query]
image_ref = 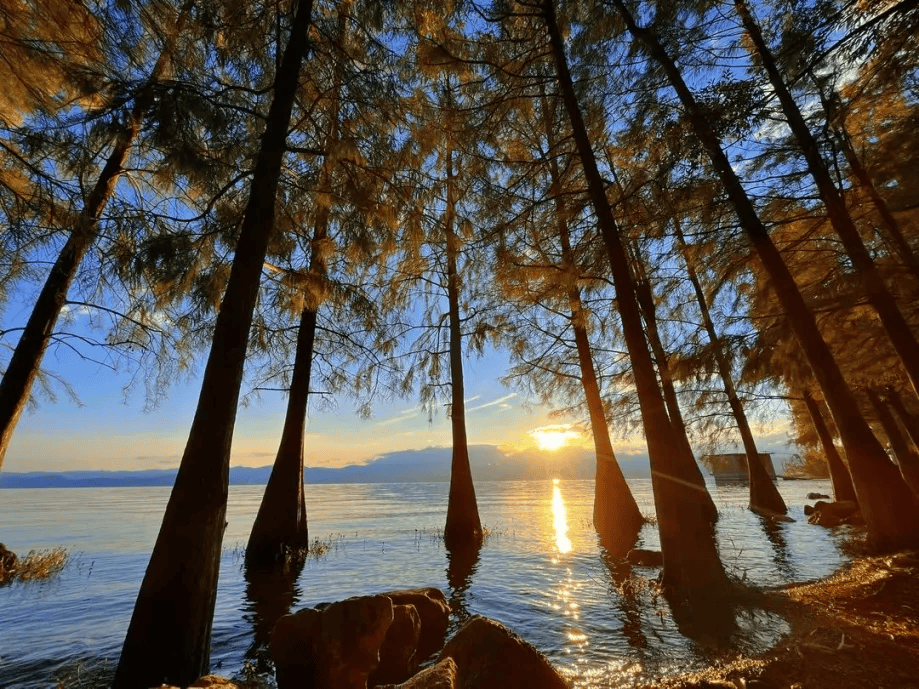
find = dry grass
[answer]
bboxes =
[0,547,68,585]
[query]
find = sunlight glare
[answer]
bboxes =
[531,425,581,451]
[552,480,573,554]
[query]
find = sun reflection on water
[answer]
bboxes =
[552,479,573,554]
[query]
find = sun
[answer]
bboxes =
[530,425,581,452]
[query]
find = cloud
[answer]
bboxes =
[377,408,421,426]
[467,393,516,413]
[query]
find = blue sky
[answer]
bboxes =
[3,323,797,473]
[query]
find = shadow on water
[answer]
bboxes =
[445,540,481,628]
[600,550,648,651]
[759,515,796,581]
[242,556,305,673]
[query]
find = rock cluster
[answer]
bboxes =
[269,587,569,689]
[804,500,862,527]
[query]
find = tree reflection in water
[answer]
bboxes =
[601,552,648,651]
[446,540,482,626]
[759,515,795,581]
[242,556,305,673]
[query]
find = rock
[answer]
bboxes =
[807,492,831,500]
[375,657,459,689]
[439,616,568,689]
[369,603,422,686]
[271,594,394,689]
[0,543,17,581]
[381,588,451,660]
[803,504,815,516]
[626,548,664,567]
[807,500,860,527]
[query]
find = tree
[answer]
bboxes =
[536,0,729,598]
[733,0,919,400]
[801,389,857,502]
[610,0,919,551]
[113,0,314,685]
[0,1,193,470]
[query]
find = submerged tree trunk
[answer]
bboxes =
[612,0,919,550]
[867,389,919,498]
[540,96,644,551]
[802,390,858,503]
[734,0,919,399]
[245,306,315,565]
[113,2,314,686]
[443,145,483,551]
[542,0,728,597]
[0,7,187,469]
[247,5,345,565]
[672,221,786,515]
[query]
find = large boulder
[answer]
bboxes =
[807,500,861,527]
[369,603,422,686]
[438,616,569,689]
[271,594,394,689]
[375,657,459,689]
[380,588,451,660]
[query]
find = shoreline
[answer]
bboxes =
[649,543,919,689]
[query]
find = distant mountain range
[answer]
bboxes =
[0,444,652,489]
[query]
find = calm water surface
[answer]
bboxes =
[0,478,850,687]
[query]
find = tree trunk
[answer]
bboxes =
[246,5,346,566]
[886,386,919,450]
[611,0,919,550]
[629,244,718,523]
[735,0,919,399]
[113,2,313,686]
[867,389,919,497]
[673,221,786,515]
[443,145,483,551]
[540,94,644,552]
[802,390,858,503]
[542,0,728,597]
[245,306,315,565]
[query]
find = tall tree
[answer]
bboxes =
[536,0,728,597]
[733,0,919,399]
[0,1,192,469]
[113,0,314,685]
[672,218,787,515]
[610,0,919,551]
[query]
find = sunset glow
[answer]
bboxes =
[531,425,581,452]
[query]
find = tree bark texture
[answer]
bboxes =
[611,0,919,550]
[543,0,728,597]
[735,0,919,399]
[673,221,786,515]
[443,146,483,551]
[113,2,314,686]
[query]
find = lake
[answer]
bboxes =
[0,478,850,688]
